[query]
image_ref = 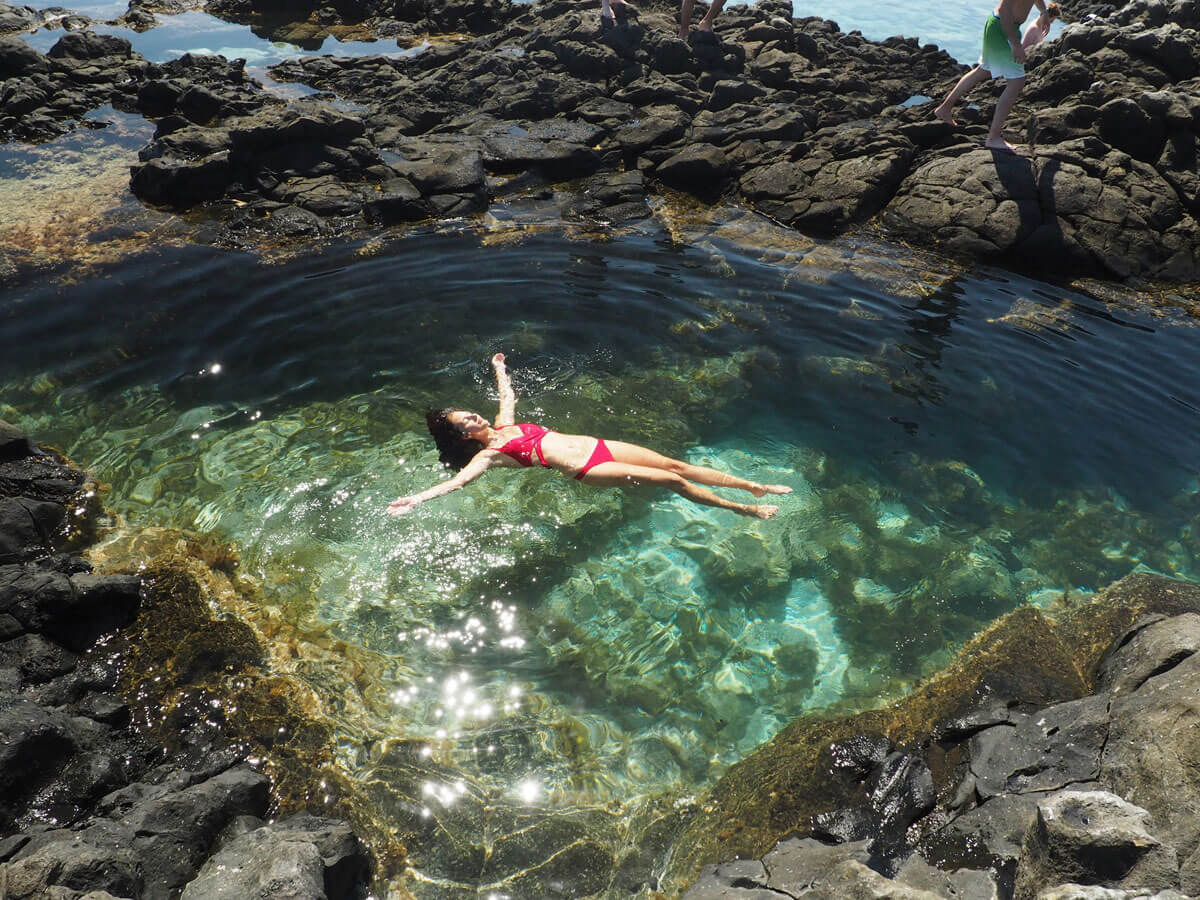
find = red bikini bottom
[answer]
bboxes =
[575,439,614,480]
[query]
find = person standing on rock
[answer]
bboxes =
[933,0,1053,152]
[678,0,725,39]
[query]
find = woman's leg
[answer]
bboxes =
[602,440,791,497]
[581,462,778,519]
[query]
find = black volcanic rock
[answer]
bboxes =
[0,421,373,899]
[0,4,42,36]
[0,35,46,76]
[5,0,1193,282]
[180,815,370,900]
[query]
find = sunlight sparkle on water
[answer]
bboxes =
[516,779,542,805]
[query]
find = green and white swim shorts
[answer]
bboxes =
[979,13,1025,79]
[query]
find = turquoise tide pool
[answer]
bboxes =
[0,2,1188,893]
[4,215,1199,831]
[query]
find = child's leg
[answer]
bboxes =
[934,67,990,125]
[698,0,725,30]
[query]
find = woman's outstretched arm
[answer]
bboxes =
[492,353,516,427]
[386,451,498,515]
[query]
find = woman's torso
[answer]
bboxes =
[492,424,597,471]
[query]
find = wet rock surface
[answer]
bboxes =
[0,420,371,900]
[0,26,276,142]
[678,574,1200,899]
[1,0,1197,282]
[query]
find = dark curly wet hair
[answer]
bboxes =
[426,408,485,471]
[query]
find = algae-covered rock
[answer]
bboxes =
[663,573,1200,892]
[94,543,402,879]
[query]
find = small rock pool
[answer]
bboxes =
[2,204,1198,893]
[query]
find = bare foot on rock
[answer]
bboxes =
[985,138,1018,153]
[933,104,956,126]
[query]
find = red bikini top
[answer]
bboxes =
[496,424,550,467]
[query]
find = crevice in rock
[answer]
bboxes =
[1131,649,1197,693]
[758,857,803,898]
[1097,694,1114,768]
[1109,615,1165,655]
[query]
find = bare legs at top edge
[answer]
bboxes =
[679,0,726,38]
[600,0,631,23]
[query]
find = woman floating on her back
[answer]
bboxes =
[387,354,791,519]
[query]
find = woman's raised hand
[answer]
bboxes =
[492,352,516,425]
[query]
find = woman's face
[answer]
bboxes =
[448,410,490,438]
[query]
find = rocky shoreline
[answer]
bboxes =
[675,573,1200,899]
[1,0,1198,285]
[0,420,373,899]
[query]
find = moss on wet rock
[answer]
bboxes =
[661,573,1200,893]
[96,543,408,885]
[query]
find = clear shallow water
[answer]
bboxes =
[3,219,1199,829]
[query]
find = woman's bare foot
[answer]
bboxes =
[985,138,1017,152]
[749,483,792,497]
[933,104,956,125]
[749,504,779,519]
